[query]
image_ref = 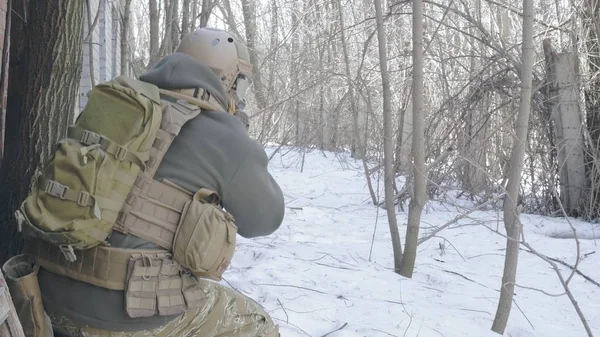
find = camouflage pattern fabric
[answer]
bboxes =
[49,279,278,337]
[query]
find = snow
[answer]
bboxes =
[221,146,600,337]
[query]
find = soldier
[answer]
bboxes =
[3,27,284,337]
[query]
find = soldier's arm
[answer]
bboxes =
[222,140,285,238]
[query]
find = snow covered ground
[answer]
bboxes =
[221,146,600,337]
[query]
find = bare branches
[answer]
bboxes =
[418,193,506,245]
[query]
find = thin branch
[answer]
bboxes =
[320,322,348,337]
[418,193,506,245]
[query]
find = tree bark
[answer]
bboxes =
[191,0,198,30]
[181,0,191,38]
[121,0,133,75]
[374,0,403,272]
[199,0,212,28]
[85,0,97,87]
[399,0,427,278]
[241,0,268,111]
[335,0,361,159]
[584,0,600,217]
[491,0,534,332]
[170,0,180,48]
[149,0,159,62]
[0,0,12,166]
[0,0,84,264]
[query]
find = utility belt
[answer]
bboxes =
[25,238,209,318]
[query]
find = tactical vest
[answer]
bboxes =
[17,79,238,319]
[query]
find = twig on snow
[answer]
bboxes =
[314,262,360,271]
[320,322,348,337]
[512,298,535,330]
[441,269,489,289]
[520,249,600,288]
[521,241,594,337]
[431,235,465,261]
[372,328,398,337]
[514,283,566,297]
[277,298,289,324]
[253,282,327,294]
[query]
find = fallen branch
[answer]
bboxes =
[320,322,348,337]
[521,241,595,337]
[252,282,327,295]
[277,299,289,324]
[521,249,600,289]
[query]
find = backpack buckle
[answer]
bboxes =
[59,244,77,262]
[77,191,90,206]
[45,180,67,199]
[115,146,128,161]
[81,130,102,145]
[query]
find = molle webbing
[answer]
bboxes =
[114,96,203,250]
[24,237,168,291]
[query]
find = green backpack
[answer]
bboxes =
[14,76,163,261]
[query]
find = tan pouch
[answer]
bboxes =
[124,253,163,318]
[1,254,53,337]
[173,188,237,281]
[124,253,208,318]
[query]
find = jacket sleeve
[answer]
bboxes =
[221,140,285,238]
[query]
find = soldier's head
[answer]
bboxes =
[176,27,253,127]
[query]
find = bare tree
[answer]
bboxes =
[399,0,427,278]
[491,0,534,332]
[374,0,403,271]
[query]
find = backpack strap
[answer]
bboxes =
[113,97,221,250]
[67,126,149,169]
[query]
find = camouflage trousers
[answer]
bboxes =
[48,279,279,337]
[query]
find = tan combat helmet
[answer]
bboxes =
[176,27,253,108]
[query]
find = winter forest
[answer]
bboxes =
[0,0,599,336]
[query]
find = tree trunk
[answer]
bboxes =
[170,0,180,48]
[395,74,413,173]
[0,0,84,264]
[191,0,198,30]
[85,0,97,87]
[584,0,600,217]
[399,0,427,278]
[181,0,191,38]
[149,0,159,62]
[335,0,361,159]
[121,0,132,75]
[374,0,403,272]
[241,0,268,111]
[199,0,212,28]
[0,0,12,167]
[491,0,534,332]
[543,40,585,216]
